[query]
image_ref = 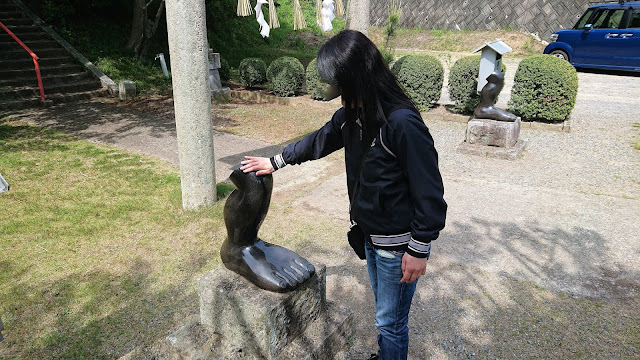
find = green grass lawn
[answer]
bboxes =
[0,120,233,358]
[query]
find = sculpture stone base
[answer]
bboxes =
[458,139,527,160]
[165,264,354,360]
[465,117,521,148]
[458,117,526,160]
[211,87,230,100]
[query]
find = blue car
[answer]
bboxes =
[544,1,640,72]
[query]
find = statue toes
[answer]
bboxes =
[294,259,315,275]
[291,261,311,279]
[279,268,299,288]
[273,272,290,289]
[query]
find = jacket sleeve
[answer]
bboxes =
[280,108,345,165]
[389,110,447,258]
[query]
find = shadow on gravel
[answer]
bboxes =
[439,218,640,299]
[309,219,640,359]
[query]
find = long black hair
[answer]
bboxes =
[316,30,416,138]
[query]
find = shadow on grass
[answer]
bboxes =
[0,258,203,359]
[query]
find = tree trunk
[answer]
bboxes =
[127,0,146,51]
[345,0,370,36]
[139,0,166,58]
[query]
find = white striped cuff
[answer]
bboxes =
[407,237,431,254]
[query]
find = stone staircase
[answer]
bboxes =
[0,0,109,111]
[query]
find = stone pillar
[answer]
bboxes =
[346,0,370,36]
[118,80,136,101]
[165,0,216,209]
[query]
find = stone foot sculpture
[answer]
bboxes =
[220,168,315,293]
[473,72,518,122]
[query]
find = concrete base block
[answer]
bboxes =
[211,87,231,99]
[198,265,344,359]
[165,264,354,360]
[166,302,354,360]
[458,139,527,160]
[118,80,136,101]
[466,117,521,148]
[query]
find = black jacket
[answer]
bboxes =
[277,105,447,258]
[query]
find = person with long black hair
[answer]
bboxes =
[240,30,447,360]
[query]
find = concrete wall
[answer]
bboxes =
[370,0,594,39]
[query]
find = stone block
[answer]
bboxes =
[199,265,327,359]
[118,80,136,101]
[465,117,521,148]
[458,139,527,160]
[165,302,354,360]
[207,50,221,70]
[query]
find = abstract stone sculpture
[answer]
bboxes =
[220,168,315,292]
[473,72,518,122]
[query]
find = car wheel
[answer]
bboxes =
[550,50,569,62]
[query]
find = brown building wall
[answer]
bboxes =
[370,0,596,39]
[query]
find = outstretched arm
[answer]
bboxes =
[240,156,274,176]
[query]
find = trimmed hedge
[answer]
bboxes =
[392,55,443,111]
[238,57,267,88]
[267,56,305,97]
[306,58,329,101]
[219,57,231,81]
[508,55,578,122]
[448,56,506,114]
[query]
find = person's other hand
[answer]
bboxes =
[401,252,427,283]
[240,156,274,176]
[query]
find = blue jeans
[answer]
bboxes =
[365,241,418,360]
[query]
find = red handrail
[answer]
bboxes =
[0,20,45,101]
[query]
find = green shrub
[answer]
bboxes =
[306,58,329,101]
[267,56,305,97]
[448,56,506,114]
[392,55,444,111]
[508,55,578,122]
[219,57,231,81]
[238,57,267,88]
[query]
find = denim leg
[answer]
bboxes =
[365,242,417,360]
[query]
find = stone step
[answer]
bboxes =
[0,31,47,41]
[0,11,24,19]
[0,80,103,99]
[0,24,41,34]
[0,39,60,51]
[0,62,84,78]
[0,18,33,26]
[0,47,68,60]
[0,88,110,111]
[0,71,94,87]
[0,56,77,70]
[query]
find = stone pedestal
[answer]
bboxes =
[208,50,230,99]
[458,117,527,160]
[118,80,136,101]
[166,264,354,360]
[466,117,520,147]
